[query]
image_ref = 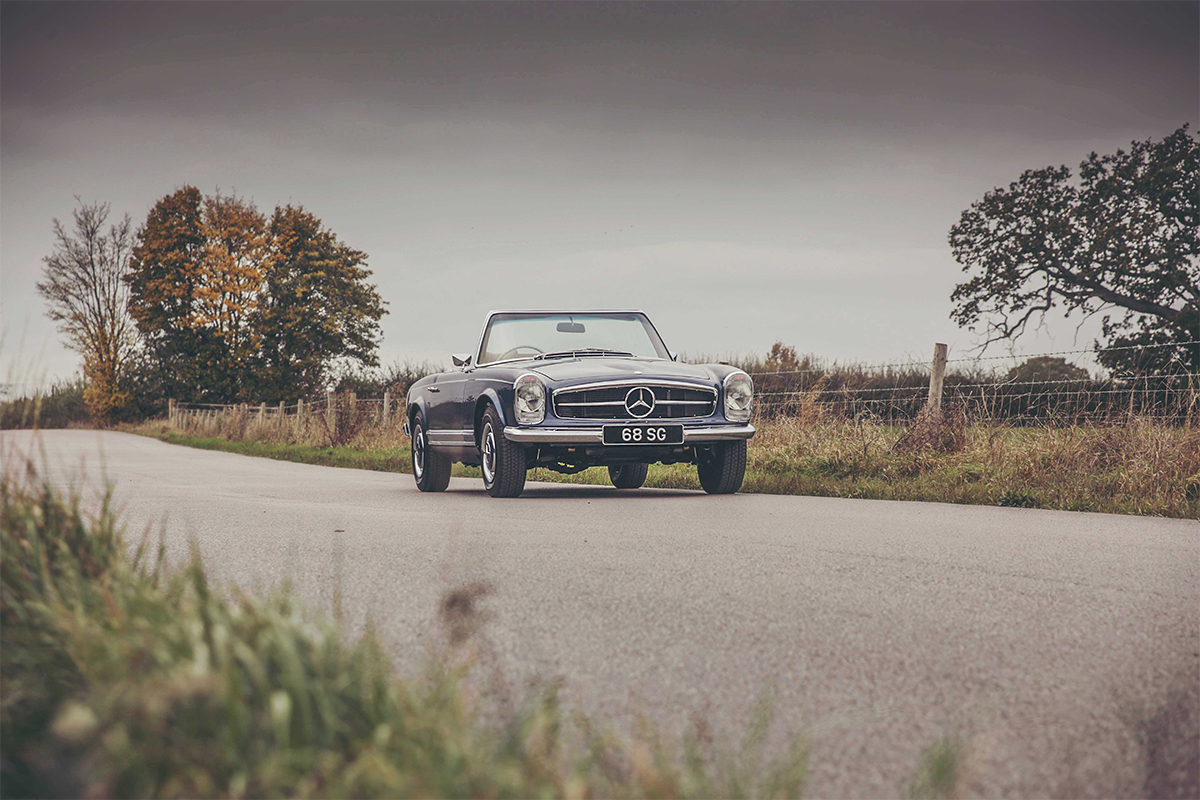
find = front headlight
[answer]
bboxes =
[514,374,546,425]
[724,372,753,422]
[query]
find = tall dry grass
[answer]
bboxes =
[170,395,404,450]
[143,401,1200,518]
[743,413,1200,517]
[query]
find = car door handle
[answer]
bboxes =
[428,386,440,393]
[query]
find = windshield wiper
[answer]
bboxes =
[533,348,635,361]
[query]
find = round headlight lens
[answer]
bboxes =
[724,372,753,421]
[514,374,546,425]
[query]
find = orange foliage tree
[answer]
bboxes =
[36,200,137,423]
[127,187,385,403]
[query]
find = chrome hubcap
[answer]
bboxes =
[482,424,496,485]
[413,426,426,479]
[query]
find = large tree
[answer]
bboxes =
[195,192,272,399]
[126,186,211,398]
[125,189,386,403]
[36,200,137,422]
[254,205,387,401]
[949,125,1199,375]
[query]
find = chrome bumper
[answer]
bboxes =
[503,424,755,444]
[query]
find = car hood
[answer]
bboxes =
[529,357,715,384]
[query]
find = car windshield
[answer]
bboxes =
[478,313,669,365]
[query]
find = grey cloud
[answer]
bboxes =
[2,2,1196,380]
[5,3,1195,141]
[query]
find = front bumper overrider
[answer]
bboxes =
[502,424,755,444]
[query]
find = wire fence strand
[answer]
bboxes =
[166,340,1199,430]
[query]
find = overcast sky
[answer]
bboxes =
[3,1,1197,386]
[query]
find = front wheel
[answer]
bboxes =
[480,406,527,498]
[412,417,451,492]
[697,440,747,495]
[608,463,649,489]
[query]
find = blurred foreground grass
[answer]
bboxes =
[1,465,816,799]
[128,414,1200,518]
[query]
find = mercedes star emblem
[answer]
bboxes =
[624,386,656,418]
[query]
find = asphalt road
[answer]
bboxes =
[5,430,1198,798]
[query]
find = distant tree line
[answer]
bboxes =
[37,187,386,422]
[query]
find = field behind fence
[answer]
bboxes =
[167,340,1200,445]
[749,341,1198,424]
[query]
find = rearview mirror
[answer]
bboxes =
[451,353,472,368]
[556,322,586,333]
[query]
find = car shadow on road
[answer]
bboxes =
[446,482,702,499]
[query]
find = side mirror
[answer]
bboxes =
[669,351,678,362]
[452,353,472,369]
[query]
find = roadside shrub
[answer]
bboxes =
[333,360,441,402]
[1186,475,1200,502]
[892,405,968,455]
[997,490,1039,508]
[0,379,89,429]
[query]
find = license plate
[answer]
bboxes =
[603,424,684,445]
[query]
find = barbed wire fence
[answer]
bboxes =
[167,341,1200,442]
[748,340,1199,425]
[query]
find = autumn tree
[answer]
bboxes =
[126,186,210,398]
[128,188,272,401]
[764,341,801,373]
[125,190,385,403]
[949,125,1199,375]
[36,200,137,423]
[253,205,387,401]
[195,192,271,399]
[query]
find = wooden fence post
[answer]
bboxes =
[327,390,337,439]
[927,343,948,418]
[382,390,391,426]
[296,398,305,435]
[168,398,176,426]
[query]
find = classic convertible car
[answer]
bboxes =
[403,310,755,497]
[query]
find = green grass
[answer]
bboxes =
[908,737,963,800]
[131,417,1200,519]
[148,431,415,474]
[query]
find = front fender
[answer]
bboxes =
[474,387,511,445]
[407,395,431,431]
[701,363,749,384]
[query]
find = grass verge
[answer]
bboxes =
[2,465,815,798]
[127,417,1200,519]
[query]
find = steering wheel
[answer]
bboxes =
[497,346,544,361]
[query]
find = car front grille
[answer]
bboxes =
[553,383,718,420]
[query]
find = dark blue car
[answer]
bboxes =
[404,310,755,497]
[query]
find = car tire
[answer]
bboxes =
[480,405,527,498]
[411,416,451,492]
[608,463,649,489]
[697,440,747,495]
